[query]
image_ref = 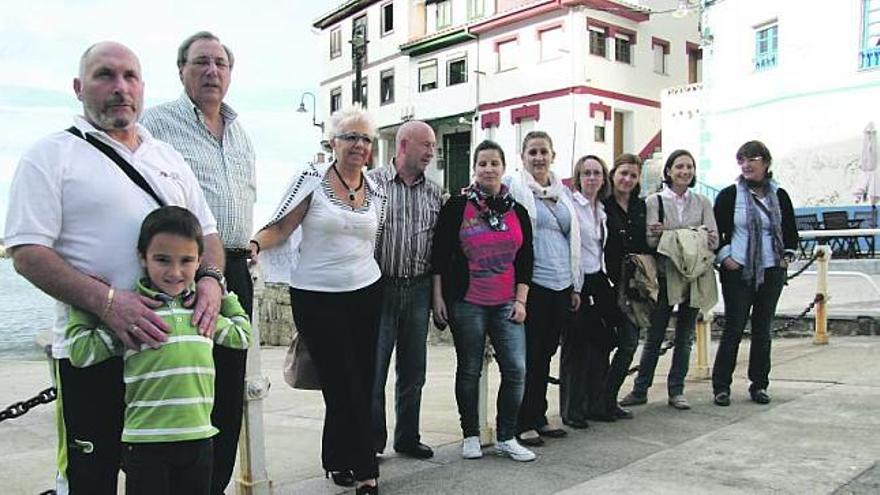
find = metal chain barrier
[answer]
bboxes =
[0,386,56,423]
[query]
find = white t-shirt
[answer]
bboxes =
[290,179,381,292]
[4,116,217,358]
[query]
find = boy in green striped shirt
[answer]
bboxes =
[65,206,251,495]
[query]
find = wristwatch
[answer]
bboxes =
[196,264,226,290]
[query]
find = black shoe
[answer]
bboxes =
[750,389,771,404]
[562,418,590,430]
[612,405,633,420]
[394,441,434,459]
[326,470,355,487]
[714,391,731,407]
[586,411,616,422]
[537,426,567,438]
[516,433,545,447]
[356,482,379,494]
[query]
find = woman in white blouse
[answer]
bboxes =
[559,155,616,429]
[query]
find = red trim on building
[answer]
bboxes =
[638,131,662,161]
[481,111,501,129]
[478,85,660,112]
[470,0,562,35]
[511,104,541,124]
[563,0,649,22]
[652,36,670,54]
[589,102,612,120]
[686,41,701,54]
[537,20,564,34]
[494,35,519,52]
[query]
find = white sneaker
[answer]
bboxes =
[462,436,483,459]
[495,438,536,462]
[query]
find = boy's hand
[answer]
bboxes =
[187,278,222,336]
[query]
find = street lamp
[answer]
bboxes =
[297,91,324,135]
[351,24,368,104]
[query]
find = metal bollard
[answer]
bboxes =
[689,312,711,380]
[813,245,831,345]
[478,339,495,446]
[236,268,272,495]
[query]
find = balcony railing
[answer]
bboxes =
[754,52,777,71]
[860,46,880,70]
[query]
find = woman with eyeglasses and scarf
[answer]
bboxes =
[253,105,385,494]
[711,140,797,408]
[432,139,536,463]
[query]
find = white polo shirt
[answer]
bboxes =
[4,116,217,358]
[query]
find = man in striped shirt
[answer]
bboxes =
[141,31,255,494]
[368,121,442,459]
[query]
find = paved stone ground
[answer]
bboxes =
[2,336,879,494]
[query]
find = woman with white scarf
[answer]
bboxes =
[711,140,797,407]
[507,131,581,446]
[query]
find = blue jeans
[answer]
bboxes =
[372,276,431,452]
[451,300,526,442]
[633,278,699,398]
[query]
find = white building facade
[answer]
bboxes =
[662,0,880,206]
[313,0,698,192]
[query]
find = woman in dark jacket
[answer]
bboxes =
[432,139,536,462]
[712,140,798,407]
[600,153,650,421]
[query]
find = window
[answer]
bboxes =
[594,125,606,143]
[540,26,564,62]
[380,69,394,104]
[447,57,467,85]
[467,0,486,19]
[352,78,368,107]
[497,38,518,72]
[861,0,880,69]
[419,60,438,92]
[589,26,607,57]
[754,23,778,71]
[614,33,632,64]
[381,2,394,35]
[330,87,342,113]
[330,28,342,59]
[652,38,669,74]
[437,0,452,29]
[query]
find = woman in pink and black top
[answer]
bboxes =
[432,140,535,462]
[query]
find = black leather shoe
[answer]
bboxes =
[714,391,731,407]
[516,433,545,447]
[394,441,434,459]
[326,470,355,487]
[612,405,633,420]
[563,418,589,429]
[750,389,771,404]
[537,426,567,438]
[356,482,379,494]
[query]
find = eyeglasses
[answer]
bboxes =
[335,132,373,145]
[737,156,764,165]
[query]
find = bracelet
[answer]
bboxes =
[100,287,115,321]
[249,239,261,255]
[514,299,526,306]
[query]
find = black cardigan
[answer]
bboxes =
[712,184,799,256]
[431,194,534,304]
[602,194,649,287]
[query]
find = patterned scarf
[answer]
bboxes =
[463,182,515,231]
[737,175,784,288]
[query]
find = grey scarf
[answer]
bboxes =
[737,176,784,288]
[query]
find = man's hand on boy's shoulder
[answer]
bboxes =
[187,277,223,337]
[104,289,168,350]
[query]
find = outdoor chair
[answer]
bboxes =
[821,210,861,258]
[795,213,819,258]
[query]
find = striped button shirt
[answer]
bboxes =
[368,164,442,278]
[141,94,256,248]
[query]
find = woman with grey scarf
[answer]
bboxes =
[711,140,798,407]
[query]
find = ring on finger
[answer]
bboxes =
[130,323,140,332]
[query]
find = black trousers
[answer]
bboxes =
[517,284,570,433]
[57,357,125,495]
[713,266,786,394]
[211,252,251,494]
[123,438,213,495]
[559,273,617,422]
[289,280,383,481]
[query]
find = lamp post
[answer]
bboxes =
[297,91,324,135]
[351,24,368,104]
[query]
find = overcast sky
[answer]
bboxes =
[0,0,338,234]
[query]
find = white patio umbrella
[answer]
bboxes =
[853,121,879,226]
